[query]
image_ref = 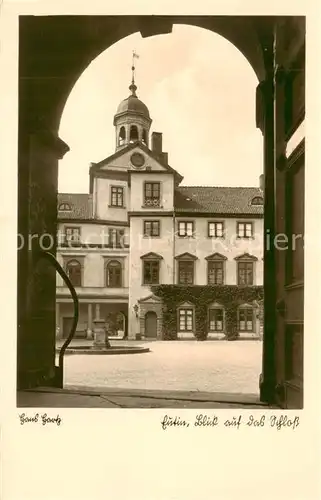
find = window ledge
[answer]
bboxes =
[108,205,126,209]
[142,205,163,209]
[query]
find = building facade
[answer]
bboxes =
[56,78,264,341]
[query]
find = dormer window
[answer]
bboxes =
[118,126,126,146]
[59,203,71,211]
[251,196,264,206]
[129,125,138,143]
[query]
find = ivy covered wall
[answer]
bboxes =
[151,285,264,340]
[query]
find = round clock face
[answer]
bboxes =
[130,152,145,168]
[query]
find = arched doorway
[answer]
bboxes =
[17,16,305,408]
[144,312,157,339]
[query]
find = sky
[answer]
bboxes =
[58,24,263,194]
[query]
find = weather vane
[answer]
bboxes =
[130,50,140,95]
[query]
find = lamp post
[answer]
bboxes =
[133,303,141,340]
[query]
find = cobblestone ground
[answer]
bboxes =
[63,340,262,394]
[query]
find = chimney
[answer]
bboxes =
[151,132,163,154]
[259,174,264,192]
[161,152,168,164]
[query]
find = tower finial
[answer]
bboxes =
[129,50,139,96]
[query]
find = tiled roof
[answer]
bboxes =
[174,186,264,215]
[57,186,263,220]
[57,193,93,220]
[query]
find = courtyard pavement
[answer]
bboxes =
[58,339,263,395]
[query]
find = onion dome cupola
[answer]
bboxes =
[113,52,152,151]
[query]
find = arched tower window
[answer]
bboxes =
[106,260,122,288]
[142,129,147,145]
[129,125,139,143]
[118,126,126,146]
[66,259,82,287]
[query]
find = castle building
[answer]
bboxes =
[56,73,264,341]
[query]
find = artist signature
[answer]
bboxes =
[18,413,62,426]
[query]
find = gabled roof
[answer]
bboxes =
[90,141,183,183]
[175,252,198,260]
[174,186,264,216]
[57,193,93,220]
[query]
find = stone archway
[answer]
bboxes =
[18,16,305,408]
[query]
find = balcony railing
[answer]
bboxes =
[143,198,161,207]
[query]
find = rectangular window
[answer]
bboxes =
[111,186,124,207]
[108,228,125,248]
[238,261,254,285]
[179,309,194,331]
[237,222,253,238]
[143,260,160,285]
[178,221,194,237]
[208,261,224,285]
[209,308,224,331]
[239,308,254,331]
[143,220,160,237]
[64,227,81,245]
[144,182,161,207]
[178,260,194,285]
[208,222,224,238]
